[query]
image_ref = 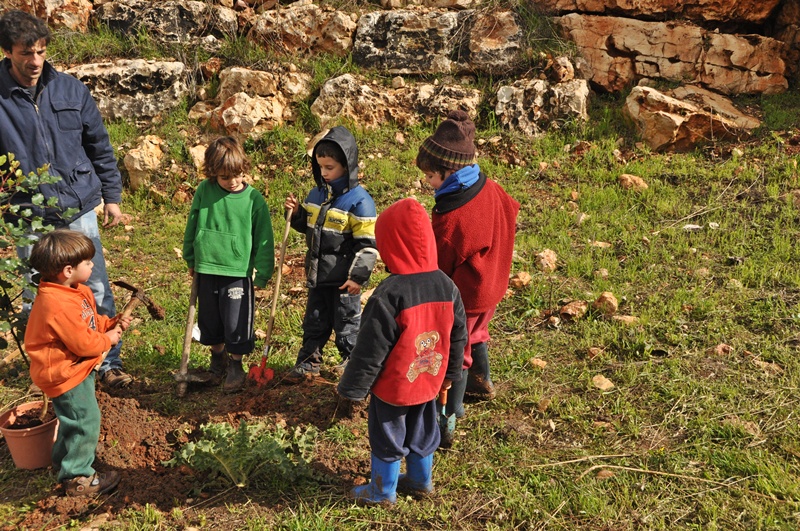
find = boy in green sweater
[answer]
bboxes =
[183,136,274,393]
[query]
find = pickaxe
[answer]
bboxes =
[113,280,166,321]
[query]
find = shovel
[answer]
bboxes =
[248,208,293,386]
[437,388,456,444]
[175,275,203,398]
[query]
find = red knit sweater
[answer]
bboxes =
[432,174,520,313]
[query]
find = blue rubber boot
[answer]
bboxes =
[350,454,400,506]
[397,452,434,498]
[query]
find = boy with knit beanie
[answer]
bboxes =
[416,109,520,447]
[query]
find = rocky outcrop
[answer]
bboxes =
[247,3,357,56]
[623,85,760,152]
[534,0,782,24]
[495,78,590,136]
[93,0,237,48]
[380,0,478,8]
[66,60,188,121]
[4,0,93,31]
[353,9,523,75]
[189,65,313,136]
[558,14,788,95]
[309,73,482,129]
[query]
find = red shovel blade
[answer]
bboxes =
[247,358,274,386]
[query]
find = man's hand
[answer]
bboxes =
[103,203,123,227]
[339,279,361,295]
[117,315,133,332]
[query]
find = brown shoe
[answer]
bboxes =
[64,471,120,497]
[465,373,496,400]
[100,368,133,389]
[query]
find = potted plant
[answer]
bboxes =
[0,395,58,469]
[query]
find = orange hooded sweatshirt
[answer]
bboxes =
[24,282,117,398]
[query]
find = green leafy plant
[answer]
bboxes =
[166,420,318,489]
[0,153,72,356]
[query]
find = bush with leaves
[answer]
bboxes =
[0,153,73,355]
[166,420,318,489]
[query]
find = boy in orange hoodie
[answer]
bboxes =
[24,230,131,496]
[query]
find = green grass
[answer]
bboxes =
[4,19,800,531]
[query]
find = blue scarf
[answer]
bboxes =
[434,164,480,198]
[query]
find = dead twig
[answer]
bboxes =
[577,464,795,504]
[529,453,632,468]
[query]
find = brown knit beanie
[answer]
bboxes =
[419,109,476,170]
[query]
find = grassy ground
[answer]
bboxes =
[2,24,800,530]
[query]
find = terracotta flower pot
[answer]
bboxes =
[0,401,59,469]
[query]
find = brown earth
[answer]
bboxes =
[1,374,370,530]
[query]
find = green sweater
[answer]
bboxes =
[183,180,274,287]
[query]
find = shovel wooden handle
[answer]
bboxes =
[177,276,199,397]
[437,388,448,406]
[261,208,293,357]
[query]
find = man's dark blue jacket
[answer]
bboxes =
[0,58,121,225]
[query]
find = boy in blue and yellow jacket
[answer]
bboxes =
[338,198,467,505]
[284,126,378,383]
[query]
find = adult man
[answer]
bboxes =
[0,10,133,389]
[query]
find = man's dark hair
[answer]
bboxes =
[314,140,347,169]
[0,10,51,53]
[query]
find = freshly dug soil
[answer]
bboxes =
[4,372,369,530]
[3,406,56,430]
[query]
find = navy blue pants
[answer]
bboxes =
[197,273,255,355]
[295,286,361,368]
[368,394,440,462]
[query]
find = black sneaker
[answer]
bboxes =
[64,471,120,497]
[283,365,320,384]
[100,368,133,389]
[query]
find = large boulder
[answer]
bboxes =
[4,0,93,31]
[247,3,357,56]
[558,14,788,95]
[93,0,238,48]
[310,73,481,129]
[534,0,782,24]
[66,60,188,121]
[353,9,522,75]
[495,78,590,136]
[191,65,312,136]
[623,85,760,152]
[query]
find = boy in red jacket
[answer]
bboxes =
[338,198,467,505]
[24,230,130,496]
[416,110,520,446]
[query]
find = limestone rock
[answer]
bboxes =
[66,60,188,121]
[93,0,237,48]
[495,78,590,136]
[310,73,481,129]
[217,67,312,102]
[623,85,759,152]
[209,92,288,137]
[5,0,93,31]
[557,14,788,95]
[380,0,477,8]
[353,9,522,75]
[248,4,357,56]
[535,0,781,24]
[124,135,164,191]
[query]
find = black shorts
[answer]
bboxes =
[196,273,255,355]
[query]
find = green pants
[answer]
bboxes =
[51,374,100,482]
